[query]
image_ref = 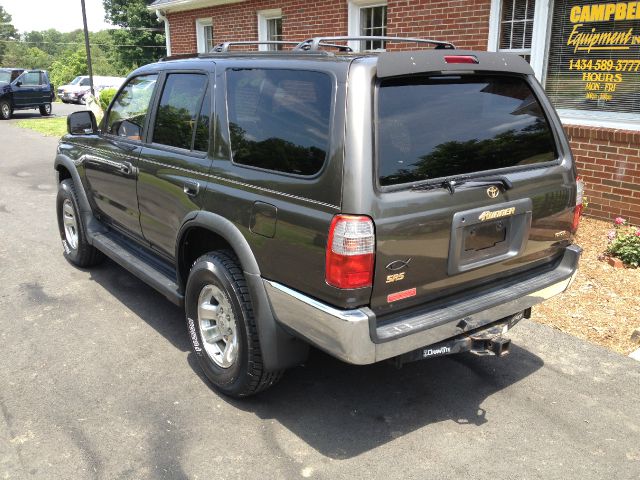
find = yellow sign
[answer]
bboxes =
[547,1,640,106]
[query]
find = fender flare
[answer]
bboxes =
[175,210,261,283]
[53,154,106,240]
[176,210,309,371]
[54,154,92,214]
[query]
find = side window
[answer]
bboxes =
[152,73,208,151]
[226,69,333,176]
[106,74,158,141]
[80,78,91,86]
[21,72,41,86]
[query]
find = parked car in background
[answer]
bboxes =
[0,69,54,119]
[58,75,125,104]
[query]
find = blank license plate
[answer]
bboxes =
[463,220,507,252]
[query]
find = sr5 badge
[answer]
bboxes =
[386,272,405,283]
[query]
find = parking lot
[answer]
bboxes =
[0,119,639,479]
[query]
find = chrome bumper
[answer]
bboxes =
[264,245,581,365]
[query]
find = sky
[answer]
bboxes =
[1,0,114,33]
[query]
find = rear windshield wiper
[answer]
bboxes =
[411,175,513,194]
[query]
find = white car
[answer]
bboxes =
[57,76,125,104]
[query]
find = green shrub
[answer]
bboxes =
[606,217,640,268]
[99,88,118,111]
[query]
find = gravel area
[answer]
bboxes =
[534,216,640,355]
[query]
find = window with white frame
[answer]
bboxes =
[348,1,387,51]
[196,18,214,54]
[489,0,640,129]
[257,9,283,51]
[498,0,536,62]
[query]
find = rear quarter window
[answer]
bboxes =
[226,68,333,176]
[377,75,558,187]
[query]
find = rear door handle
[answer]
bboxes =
[183,180,200,197]
[119,162,133,175]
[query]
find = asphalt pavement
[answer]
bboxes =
[0,122,639,480]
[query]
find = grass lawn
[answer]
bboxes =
[16,117,67,137]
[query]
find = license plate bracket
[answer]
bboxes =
[448,199,532,275]
[463,219,508,252]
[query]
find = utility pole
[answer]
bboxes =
[80,0,94,97]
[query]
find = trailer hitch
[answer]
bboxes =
[392,311,522,367]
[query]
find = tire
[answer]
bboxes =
[0,100,11,120]
[56,179,103,268]
[185,251,283,397]
[39,103,52,116]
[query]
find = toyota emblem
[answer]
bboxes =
[486,186,500,199]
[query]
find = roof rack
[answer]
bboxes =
[294,36,456,51]
[211,41,301,53]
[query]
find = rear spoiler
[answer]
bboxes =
[376,50,534,78]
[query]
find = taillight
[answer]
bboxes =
[326,215,375,289]
[444,55,479,64]
[572,176,584,232]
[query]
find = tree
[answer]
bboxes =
[0,6,18,63]
[49,49,88,89]
[103,0,166,69]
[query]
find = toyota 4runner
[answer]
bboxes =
[55,36,582,397]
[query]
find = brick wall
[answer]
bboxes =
[166,0,490,54]
[567,126,640,225]
[386,0,490,50]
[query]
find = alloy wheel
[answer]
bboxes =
[197,284,239,368]
[62,198,79,250]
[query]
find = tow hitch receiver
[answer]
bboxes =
[392,312,521,367]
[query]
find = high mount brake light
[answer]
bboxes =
[444,55,479,64]
[326,215,375,289]
[572,176,584,233]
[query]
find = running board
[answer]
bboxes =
[89,230,184,307]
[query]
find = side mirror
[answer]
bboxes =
[67,111,98,135]
[15,81,22,87]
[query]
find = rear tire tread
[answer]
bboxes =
[194,251,283,396]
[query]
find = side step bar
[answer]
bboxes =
[89,230,184,307]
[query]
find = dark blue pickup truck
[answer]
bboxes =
[0,68,55,120]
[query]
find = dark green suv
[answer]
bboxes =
[55,36,582,397]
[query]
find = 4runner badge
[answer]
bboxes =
[478,207,516,222]
[486,186,500,198]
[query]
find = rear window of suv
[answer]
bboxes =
[377,75,558,187]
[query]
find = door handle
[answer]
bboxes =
[183,180,200,197]
[119,162,133,175]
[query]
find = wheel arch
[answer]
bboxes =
[54,154,91,214]
[175,211,260,292]
[176,211,309,371]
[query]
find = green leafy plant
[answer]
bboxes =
[606,217,640,268]
[99,88,118,111]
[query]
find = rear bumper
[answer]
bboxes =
[264,244,581,365]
